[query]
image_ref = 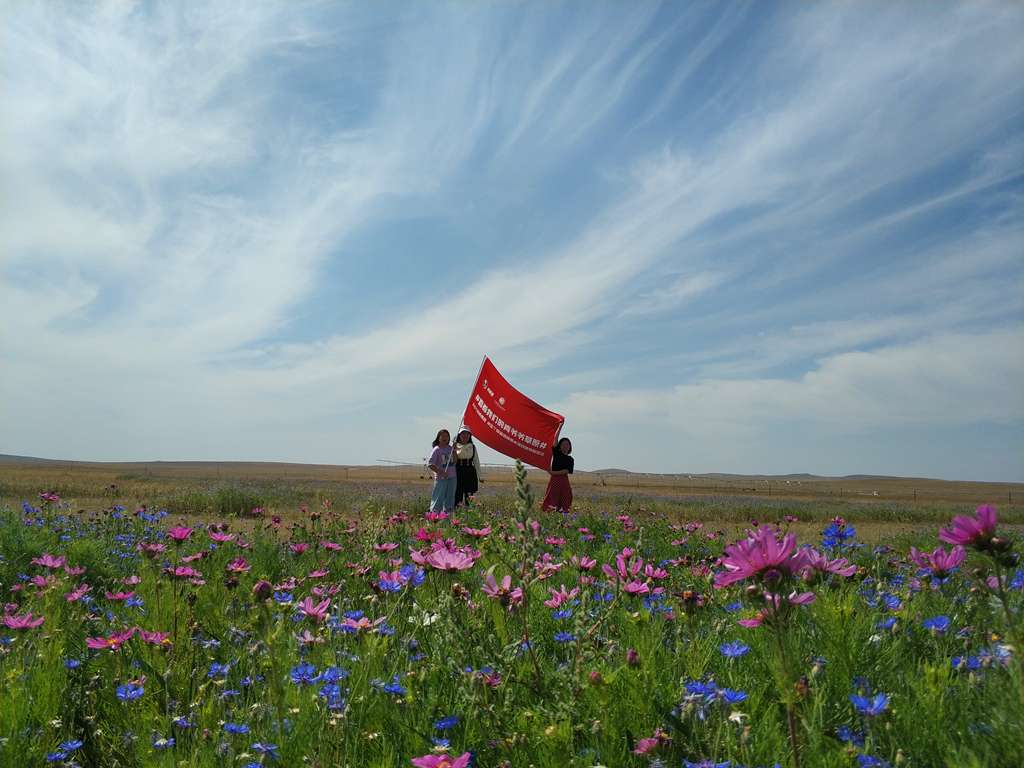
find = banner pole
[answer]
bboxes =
[460,354,487,430]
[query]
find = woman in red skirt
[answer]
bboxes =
[541,437,573,512]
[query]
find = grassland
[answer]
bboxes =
[2,456,1021,542]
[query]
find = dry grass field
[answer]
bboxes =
[2,454,1020,503]
[3,455,1022,544]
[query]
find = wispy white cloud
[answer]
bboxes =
[1,2,1021,479]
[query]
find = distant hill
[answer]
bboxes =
[0,454,69,465]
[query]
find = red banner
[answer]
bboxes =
[462,357,564,470]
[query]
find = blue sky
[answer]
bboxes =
[2,1,1022,481]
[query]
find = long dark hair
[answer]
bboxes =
[432,429,451,448]
[555,437,572,455]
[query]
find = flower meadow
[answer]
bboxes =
[1,465,1022,768]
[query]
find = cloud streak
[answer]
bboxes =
[1,2,1021,479]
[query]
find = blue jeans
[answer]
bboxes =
[431,476,456,512]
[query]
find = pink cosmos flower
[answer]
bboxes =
[30,574,56,590]
[571,555,597,571]
[290,542,310,555]
[410,542,479,571]
[105,591,134,601]
[797,550,858,582]
[31,553,66,569]
[209,531,236,543]
[374,542,400,553]
[623,580,651,596]
[123,575,142,585]
[65,583,91,602]
[341,615,385,633]
[252,579,273,600]
[738,613,766,628]
[543,584,579,608]
[138,542,168,558]
[633,728,671,755]
[307,568,329,579]
[137,629,171,647]
[321,541,343,551]
[64,564,86,576]
[295,629,322,646]
[461,526,492,538]
[410,753,471,768]
[939,505,998,549]
[909,545,967,577]
[225,557,251,574]
[481,573,523,608]
[166,526,194,542]
[602,552,644,583]
[3,611,45,630]
[86,627,136,650]
[165,566,202,580]
[414,527,440,543]
[644,563,670,580]
[298,597,331,622]
[713,526,811,589]
[533,553,563,580]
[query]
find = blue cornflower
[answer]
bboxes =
[432,737,451,748]
[371,675,406,696]
[552,609,573,620]
[716,688,747,705]
[554,631,576,643]
[208,661,230,678]
[250,742,280,758]
[876,617,897,631]
[318,667,349,683]
[836,725,865,747]
[171,716,193,729]
[724,601,743,613]
[685,680,718,698]
[1011,570,1024,590]
[399,564,426,587]
[290,662,318,685]
[273,591,293,604]
[65,658,82,669]
[850,693,889,717]
[378,575,403,592]
[116,682,145,701]
[125,595,145,609]
[880,593,901,611]
[952,654,982,671]
[223,722,250,734]
[719,641,750,658]
[434,715,460,730]
[59,740,83,752]
[319,682,347,710]
[922,615,951,634]
[343,610,364,620]
[684,760,731,768]
[152,736,175,749]
[46,752,67,762]
[856,756,891,768]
